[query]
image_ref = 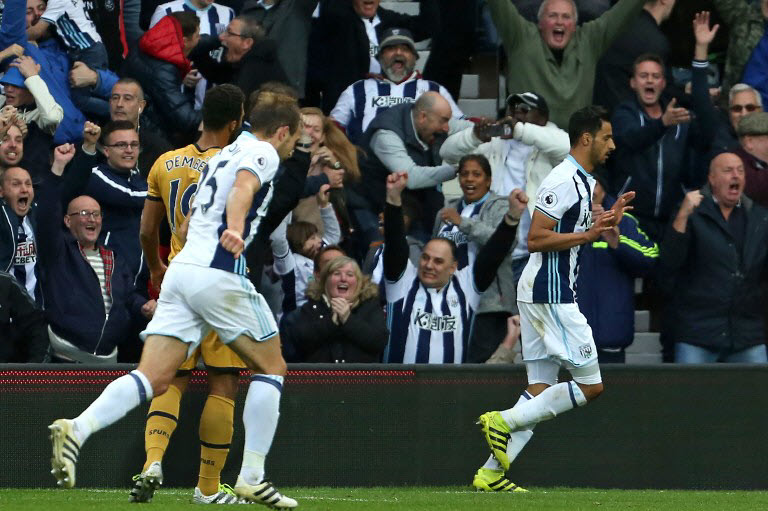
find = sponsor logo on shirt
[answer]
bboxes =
[14,240,35,265]
[414,309,457,332]
[371,95,417,108]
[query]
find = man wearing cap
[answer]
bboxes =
[487,0,646,128]
[659,151,768,364]
[315,0,439,114]
[734,111,768,207]
[330,27,462,144]
[441,91,570,286]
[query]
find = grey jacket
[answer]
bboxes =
[433,194,517,315]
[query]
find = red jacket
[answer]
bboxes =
[138,15,192,77]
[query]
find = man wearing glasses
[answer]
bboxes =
[35,124,153,363]
[81,120,147,284]
[713,83,764,151]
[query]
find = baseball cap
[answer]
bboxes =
[376,28,417,58]
[507,91,548,115]
[0,67,27,89]
[737,111,768,136]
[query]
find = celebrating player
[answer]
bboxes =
[48,100,302,509]
[474,106,634,491]
[131,84,246,504]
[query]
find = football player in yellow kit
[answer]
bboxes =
[132,84,246,504]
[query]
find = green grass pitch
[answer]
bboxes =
[2,487,767,510]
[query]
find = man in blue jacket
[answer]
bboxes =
[576,175,658,362]
[81,120,148,282]
[37,135,153,363]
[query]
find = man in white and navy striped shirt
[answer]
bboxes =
[382,171,524,364]
[331,27,462,144]
[473,106,635,493]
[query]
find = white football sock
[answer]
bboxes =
[240,375,283,485]
[500,382,586,430]
[482,392,536,471]
[72,370,153,445]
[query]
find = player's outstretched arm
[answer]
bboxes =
[220,170,262,259]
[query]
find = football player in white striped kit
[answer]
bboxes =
[474,106,634,492]
[48,101,302,508]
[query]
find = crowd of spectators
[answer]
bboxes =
[1,0,767,365]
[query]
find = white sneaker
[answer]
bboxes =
[234,476,297,508]
[193,485,241,504]
[129,461,163,503]
[49,419,80,489]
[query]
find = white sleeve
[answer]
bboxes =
[457,266,482,309]
[330,84,355,128]
[320,204,341,245]
[149,5,167,28]
[439,85,464,119]
[41,0,65,23]
[271,217,296,277]
[385,260,419,303]
[25,75,63,134]
[239,146,280,185]
[534,175,578,221]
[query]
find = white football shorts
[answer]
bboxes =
[141,262,278,354]
[518,302,599,369]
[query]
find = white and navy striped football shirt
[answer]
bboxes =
[173,131,279,275]
[436,193,489,270]
[41,0,102,50]
[517,155,594,304]
[150,0,234,36]
[384,261,481,364]
[331,73,463,143]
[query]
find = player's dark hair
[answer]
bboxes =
[202,84,245,131]
[458,154,492,178]
[632,53,665,76]
[286,221,318,256]
[170,11,200,38]
[249,102,301,137]
[101,120,138,145]
[426,237,458,262]
[568,105,610,146]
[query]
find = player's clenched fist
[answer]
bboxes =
[220,228,245,258]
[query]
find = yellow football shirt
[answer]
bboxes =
[146,143,221,260]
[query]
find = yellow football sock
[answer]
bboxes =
[198,394,235,496]
[143,384,182,472]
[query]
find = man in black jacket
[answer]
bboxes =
[191,16,289,114]
[314,0,439,113]
[660,151,768,363]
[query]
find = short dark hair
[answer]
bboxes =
[568,105,610,146]
[170,11,199,38]
[249,102,301,137]
[458,154,492,178]
[113,77,144,100]
[426,237,458,262]
[313,244,347,268]
[101,120,138,144]
[632,53,665,76]
[202,84,245,131]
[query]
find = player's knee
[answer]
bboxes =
[208,372,240,400]
[580,382,604,402]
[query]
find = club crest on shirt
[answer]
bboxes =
[449,296,459,308]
